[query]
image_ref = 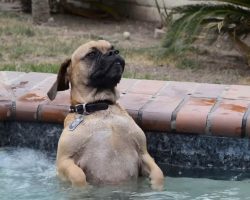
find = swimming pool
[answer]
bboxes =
[1,147,250,200]
[1,121,250,200]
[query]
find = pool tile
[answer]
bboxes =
[38,105,68,123]
[118,93,152,123]
[0,71,25,84]
[39,91,70,123]
[127,80,166,95]
[141,96,184,131]
[176,97,216,134]
[0,100,13,120]
[192,84,227,98]
[46,90,70,106]
[11,72,55,98]
[15,101,39,121]
[117,78,138,94]
[245,115,250,138]
[126,109,140,123]
[158,81,199,97]
[15,75,57,121]
[2,71,250,139]
[210,99,250,137]
[222,85,250,100]
[0,83,13,101]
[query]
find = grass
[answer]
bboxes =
[0,12,91,73]
[121,47,170,66]
[0,11,174,79]
[1,11,246,84]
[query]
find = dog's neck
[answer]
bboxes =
[70,86,119,105]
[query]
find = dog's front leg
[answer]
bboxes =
[141,153,164,191]
[57,159,87,187]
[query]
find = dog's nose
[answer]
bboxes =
[107,50,119,57]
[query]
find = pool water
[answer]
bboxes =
[0,147,250,200]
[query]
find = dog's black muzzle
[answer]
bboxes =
[88,50,125,89]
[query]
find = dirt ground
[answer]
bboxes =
[46,15,250,85]
[1,1,250,85]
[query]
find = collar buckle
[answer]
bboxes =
[76,104,90,115]
[70,104,90,115]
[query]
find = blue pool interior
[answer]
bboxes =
[1,147,250,200]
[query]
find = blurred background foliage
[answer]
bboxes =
[158,0,250,65]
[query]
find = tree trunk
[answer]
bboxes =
[32,0,50,24]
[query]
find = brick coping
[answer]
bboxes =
[1,71,250,138]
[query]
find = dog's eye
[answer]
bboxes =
[86,51,96,58]
[114,50,119,55]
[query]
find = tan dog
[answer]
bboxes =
[47,40,164,190]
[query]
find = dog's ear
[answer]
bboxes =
[47,58,71,101]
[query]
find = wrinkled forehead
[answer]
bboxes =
[71,40,112,62]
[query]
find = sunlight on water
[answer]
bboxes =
[0,147,250,200]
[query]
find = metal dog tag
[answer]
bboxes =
[69,115,84,131]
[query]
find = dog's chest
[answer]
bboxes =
[74,113,141,184]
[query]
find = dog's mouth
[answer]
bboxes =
[107,60,124,76]
[88,56,125,89]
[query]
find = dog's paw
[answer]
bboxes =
[72,178,88,188]
[72,182,87,188]
[151,180,164,191]
[150,170,164,191]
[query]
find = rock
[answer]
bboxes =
[123,31,130,40]
[48,17,54,23]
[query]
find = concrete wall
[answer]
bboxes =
[67,0,195,22]
[106,0,195,21]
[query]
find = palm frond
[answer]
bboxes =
[197,0,250,8]
[163,3,250,51]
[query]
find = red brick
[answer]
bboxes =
[210,99,250,137]
[118,93,152,123]
[141,96,184,131]
[176,97,216,134]
[39,90,70,122]
[15,90,47,121]
[38,104,68,123]
[15,101,38,121]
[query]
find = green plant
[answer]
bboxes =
[162,0,250,65]
[155,0,172,27]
